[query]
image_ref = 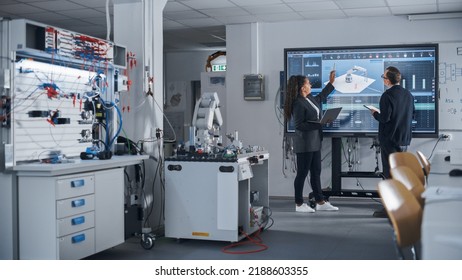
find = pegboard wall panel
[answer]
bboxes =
[12,58,102,163]
[1,19,122,167]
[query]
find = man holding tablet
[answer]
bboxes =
[368,66,415,179]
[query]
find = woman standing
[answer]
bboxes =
[284,71,339,213]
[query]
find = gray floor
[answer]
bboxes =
[86,197,402,260]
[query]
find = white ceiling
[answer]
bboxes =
[1,0,461,51]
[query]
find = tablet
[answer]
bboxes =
[364,104,380,113]
[307,107,342,124]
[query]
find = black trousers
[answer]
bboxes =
[294,151,325,205]
[380,144,408,179]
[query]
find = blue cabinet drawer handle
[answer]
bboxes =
[71,199,85,207]
[71,234,86,244]
[71,216,85,225]
[71,179,85,188]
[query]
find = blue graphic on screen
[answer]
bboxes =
[284,44,438,138]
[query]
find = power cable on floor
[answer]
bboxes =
[221,228,268,254]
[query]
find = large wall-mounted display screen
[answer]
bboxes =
[284,44,439,137]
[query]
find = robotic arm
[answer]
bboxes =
[191,92,223,152]
[345,65,368,83]
[192,92,222,130]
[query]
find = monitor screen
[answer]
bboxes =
[284,44,439,138]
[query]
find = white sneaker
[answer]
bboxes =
[296,203,315,213]
[315,201,339,211]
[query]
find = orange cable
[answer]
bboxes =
[221,228,268,254]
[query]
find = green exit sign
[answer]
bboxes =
[212,64,226,72]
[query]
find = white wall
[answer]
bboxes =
[225,16,462,197]
[165,51,211,82]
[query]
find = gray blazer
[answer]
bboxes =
[292,83,335,153]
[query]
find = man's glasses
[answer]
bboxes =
[381,74,388,80]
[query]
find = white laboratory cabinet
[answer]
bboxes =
[14,156,146,259]
[165,151,269,242]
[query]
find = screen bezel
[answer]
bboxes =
[283,43,439,138]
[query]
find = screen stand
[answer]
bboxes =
[324,137,383,199]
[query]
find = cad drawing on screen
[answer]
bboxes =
[284,44,439,138]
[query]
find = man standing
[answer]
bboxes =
[370,66,415,178]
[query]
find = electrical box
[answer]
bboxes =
[9,19,48,52]
[243,74,264,101]
[115,72,129,92]
[9,19,114,63]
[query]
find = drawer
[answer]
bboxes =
[56,175,95,200]
[58,228,95,260]
[56,194,95,219]
[57,211,95,237]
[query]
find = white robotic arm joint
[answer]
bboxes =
[345,65,368,83]
[191,92,223,152]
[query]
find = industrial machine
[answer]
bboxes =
[1,19,123,167]
[0,18,147,259]
[164,92,270,242]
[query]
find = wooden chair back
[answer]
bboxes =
[389,152,425,186]
[416,150,431,178]
[378,179,423,249]
[390,166,425,207]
